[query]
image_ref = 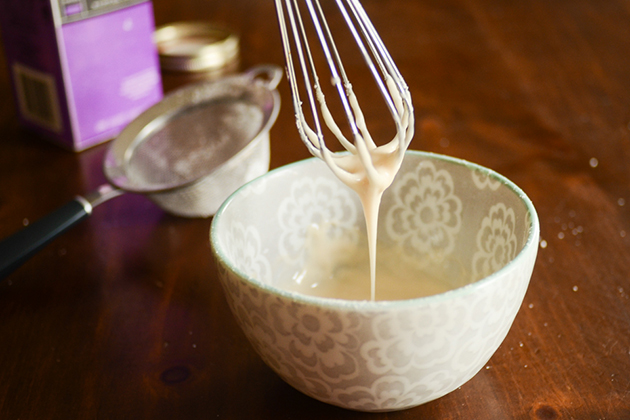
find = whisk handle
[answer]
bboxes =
[0,198,91,280]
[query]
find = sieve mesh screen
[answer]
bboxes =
[125,98,264,188]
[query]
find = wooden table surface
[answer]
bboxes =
[1,0,630,418]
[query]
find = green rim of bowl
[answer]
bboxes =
[210,150,540,311]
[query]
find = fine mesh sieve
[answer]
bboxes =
[105,64,281,216]
[125,101,263,188]
[0,65,282,278]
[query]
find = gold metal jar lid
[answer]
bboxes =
[155,22,240,72]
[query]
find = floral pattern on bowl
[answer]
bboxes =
[211,151,539,412]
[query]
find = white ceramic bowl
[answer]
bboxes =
[210,151,539,412]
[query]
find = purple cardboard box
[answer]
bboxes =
[0,0,163,151]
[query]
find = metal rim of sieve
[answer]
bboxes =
[103,65,282,195]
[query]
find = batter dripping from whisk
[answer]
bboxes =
[276,0,414,301]
[300,84,412,301]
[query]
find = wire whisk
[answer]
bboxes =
[274,0,414,185]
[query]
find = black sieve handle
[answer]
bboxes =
[0,198,91,280]
[0,185,123,280]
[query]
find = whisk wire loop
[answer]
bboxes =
[275,0,414,175]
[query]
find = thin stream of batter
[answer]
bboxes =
[299,77,412,301]
[286,223,451,301]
